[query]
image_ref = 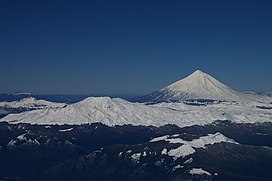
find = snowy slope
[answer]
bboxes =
[1,96,271,126]
[1,97,185,126]
[0,97,66,109]
[150,132,237,160]
[140,70,272,103]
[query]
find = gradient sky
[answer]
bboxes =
[0,0,272,95]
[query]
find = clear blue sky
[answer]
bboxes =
[0,0,272,94]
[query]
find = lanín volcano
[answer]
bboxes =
[137,70,270,103]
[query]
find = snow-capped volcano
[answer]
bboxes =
[139,70,271,103]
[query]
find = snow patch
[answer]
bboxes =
[150,135,170,142]
[150,132,237,160]
[172,164,184,172]
[17,134,28,141]
[168,145,195,160]
[142,151,147,157]
[59,128,73,132]
[189,168,211,176]
[126,150,132,154]
[7,134,40,147]
[184,158,193,164]
[161,148,167,155]
[118,152,123,157]
[131,153,141,161]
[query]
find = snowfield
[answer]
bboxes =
[0,96,271,127]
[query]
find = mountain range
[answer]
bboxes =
[0,70,271,127]
[1,70,272,181]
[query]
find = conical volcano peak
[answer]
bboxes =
[192,69,205,75]
[167,70,219,91]
[137,69,272,103]
[186,70,211,80]
[142,70,246,102]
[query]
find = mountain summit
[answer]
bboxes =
[137,70,269,103]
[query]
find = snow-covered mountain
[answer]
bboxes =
[0,97,66,109]
[137,70,272,103]
[1,96,271,126]
[1,97,186,126]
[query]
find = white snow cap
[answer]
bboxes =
[161,70,241,101]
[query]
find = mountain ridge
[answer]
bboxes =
[1,95,272,126]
